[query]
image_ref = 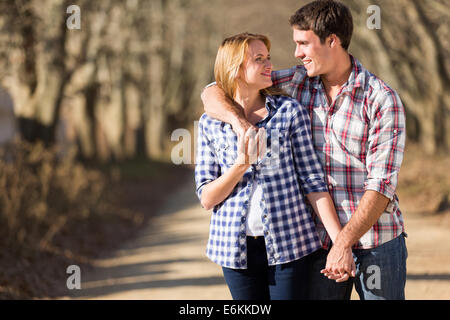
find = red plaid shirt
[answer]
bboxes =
[272,55,406,249]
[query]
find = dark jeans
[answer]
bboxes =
[222,236,308,300]
[307,233,408,300]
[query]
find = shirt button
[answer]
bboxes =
[393,129,398,134]
[241,216,246,223]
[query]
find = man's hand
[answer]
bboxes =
[321,244,356,282]
[201,84,258,136]
[232,116,256,140]
[319,190,390,282]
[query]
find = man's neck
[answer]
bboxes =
[320,52,352,105]
[321,52,352,91]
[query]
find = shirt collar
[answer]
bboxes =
[222,92,276,130]
[255,93,277,127]
[264,93,277,112]
[311,54,366,91]
[343,54,365,90]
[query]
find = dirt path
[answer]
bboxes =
[62,178,450,300]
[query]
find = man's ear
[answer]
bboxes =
[328,34,340,49]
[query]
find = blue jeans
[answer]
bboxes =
[222,237,308,300]
[307,233,408,300]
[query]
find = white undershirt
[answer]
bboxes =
[245,180,264,236]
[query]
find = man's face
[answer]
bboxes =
[292,28,331,77]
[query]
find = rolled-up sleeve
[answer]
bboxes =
[195,115,220,201]
[271,67,298,93]
[365,90,406,200]
[289,103,328,194]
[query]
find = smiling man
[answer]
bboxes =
[201,0,407,300]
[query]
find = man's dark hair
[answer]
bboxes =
[289,0,353,50]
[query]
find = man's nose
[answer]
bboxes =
[295,45,304,59]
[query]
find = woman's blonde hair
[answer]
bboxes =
[214,32,286,100]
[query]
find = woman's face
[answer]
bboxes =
[238,40,273,90]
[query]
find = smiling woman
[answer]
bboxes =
[214,33,273,101]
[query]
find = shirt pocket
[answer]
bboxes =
[260,128,289,173]
[331,113,368,156]
[212,137,235,166]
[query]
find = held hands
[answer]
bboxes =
[321,244,356,283]
[236,127,266,166]
[233,116,354,282]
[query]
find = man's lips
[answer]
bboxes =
[303,59,312,66]
[261,72,272,77]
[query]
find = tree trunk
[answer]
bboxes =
[348,0,450,154]
[146,0,166,159]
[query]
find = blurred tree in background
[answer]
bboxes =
[347,0,450,154]
[0,0,220,161]
[0,0,448,161]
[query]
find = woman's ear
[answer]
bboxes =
[236,64,244,80]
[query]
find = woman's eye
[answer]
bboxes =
[255,57,270,63]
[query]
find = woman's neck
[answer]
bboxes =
[234,86,266,119]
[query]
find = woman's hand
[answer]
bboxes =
[236,127,266,165]
[200,128,266,210]
[321,244,356,282]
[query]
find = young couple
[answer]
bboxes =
[195,0,407,300]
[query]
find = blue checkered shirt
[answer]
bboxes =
[195,94,328,269]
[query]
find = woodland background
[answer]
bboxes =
[0,0,448,298]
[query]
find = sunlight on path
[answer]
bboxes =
[66,180,231,300]
[403,213,450,300]
[60,177,450,300]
